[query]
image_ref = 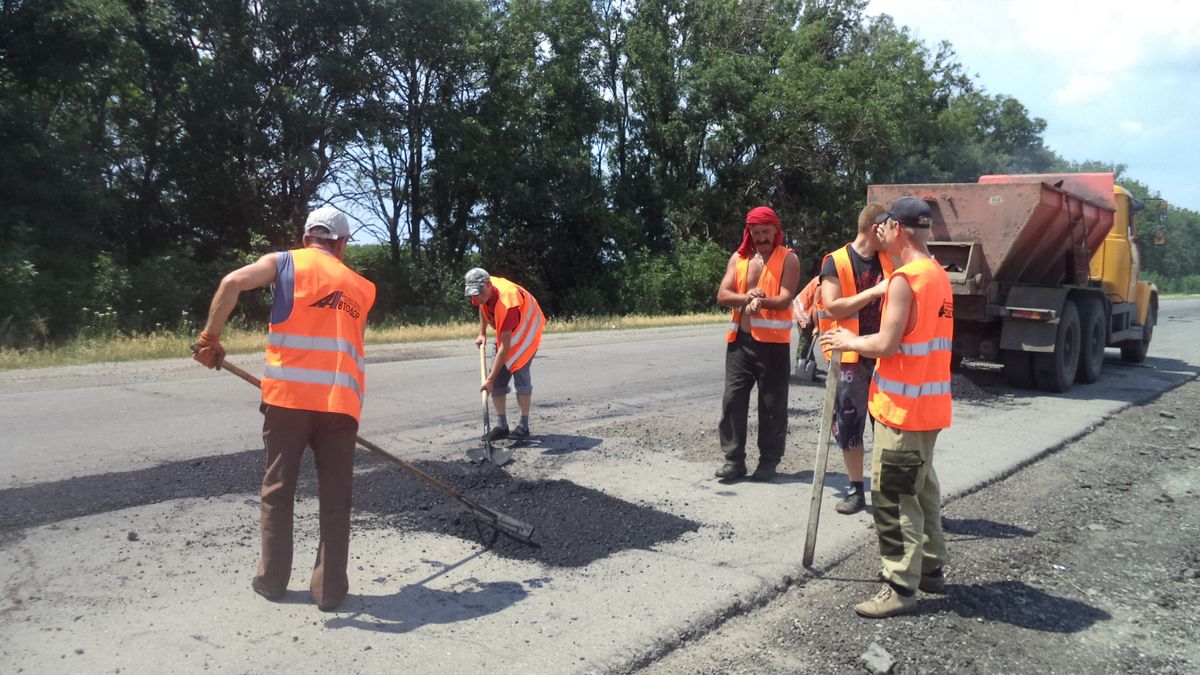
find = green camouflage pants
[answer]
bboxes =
[870,422,946,592]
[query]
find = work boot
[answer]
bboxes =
[486,426,509,442]
[919,568,946,594]
[714,460,747,480]
[749,462,778,482]
[835,490,866,514]
[509,424,530,441]
[854,584,917,618]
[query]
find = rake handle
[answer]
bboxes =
[210,356,535,544]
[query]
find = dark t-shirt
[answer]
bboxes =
[821,245,885,336]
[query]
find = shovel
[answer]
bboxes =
[802,348,843,567]
[207,353,536,546]
[467,343,514,466]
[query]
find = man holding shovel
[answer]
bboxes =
[465,268,545,442]
[714,206,801,482]
[820,197,953,618]
[192,206,375,612]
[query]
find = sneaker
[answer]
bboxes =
[486,426,509,442]
[854,584,917,618]
[252,577,284,601]
[749,462,778,482]
[509,425,530,441]
[919,568,946,594]
[714,461,748,480]
[835,490,866,514]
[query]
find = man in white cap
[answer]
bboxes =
[193,205,375,612]
[465,267,545,441]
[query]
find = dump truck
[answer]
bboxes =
[866,173,1158,392]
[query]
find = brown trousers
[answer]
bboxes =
[255,404,357,608]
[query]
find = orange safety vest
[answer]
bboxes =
[726,246,794,344]
[868,257,953,431]
[261,247,376,422]
[815,244,894,363]
[482,276,544,373]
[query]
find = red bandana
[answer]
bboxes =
[737,206,782,258]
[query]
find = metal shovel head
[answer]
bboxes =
[487,443,514,467]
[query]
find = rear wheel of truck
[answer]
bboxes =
[1076,298,1106,384]
[1002,349,1036,389]
[1034,300,1080,392]
[1120,301,1155,363]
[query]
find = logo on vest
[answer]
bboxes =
[310,291,362,319]
[938,300,954,319]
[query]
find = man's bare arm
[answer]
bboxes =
[716,253,762,309]
[201,253,279,335]
[819,275,913,359]
[819,273,887,320]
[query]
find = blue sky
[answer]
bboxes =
[867,0,1200,212]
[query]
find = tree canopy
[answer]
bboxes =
[2,0,1193,346]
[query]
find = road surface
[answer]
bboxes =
[1,298,1197,673]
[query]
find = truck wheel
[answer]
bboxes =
[1002,349,1035,389]
[1033,300,1080,392]
[1075,298,1105,384]
[1120,301,1155,363]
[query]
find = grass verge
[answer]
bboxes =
[0,312,726,371]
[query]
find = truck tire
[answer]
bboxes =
[1120,301,1156,363]
[1033,300,1080,392]
[1075,298,1105,384]
[1002,349,1036,389]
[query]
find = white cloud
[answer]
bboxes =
[1007,0,1200,106]
[1120,121,1144,134]
[1055,73,1112,105]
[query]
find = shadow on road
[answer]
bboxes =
[1,453,700,569]
[960,354,1198,404]
[942,517,1036,540]
[925,580,1111,633]
[326,579,530,633]
[534,433,602,455]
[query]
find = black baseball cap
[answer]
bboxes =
[874,197,933,228]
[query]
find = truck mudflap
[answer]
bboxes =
[996,286,1072,353]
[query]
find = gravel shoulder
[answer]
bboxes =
[636,375,1200,674]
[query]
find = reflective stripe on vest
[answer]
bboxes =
[489,276,544,373]
[871,371,951,398]
[726,245,793,344]
[261,247,376,421]
[267,332,366,373]
[897,337,953,357]
[815,244,894,364]
[264,364,364,399]
[867,257,953,431]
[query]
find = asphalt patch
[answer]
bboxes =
[355,459,701,567]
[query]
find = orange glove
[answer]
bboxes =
[192,330,226,370]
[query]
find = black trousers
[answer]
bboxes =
[719,331,791,465]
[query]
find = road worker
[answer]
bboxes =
[820,196,953,618]
[714,206,801,482]
[192,206,376,612]
[814,203,894,514]
[792,273,821,379]
[465,268,545,441]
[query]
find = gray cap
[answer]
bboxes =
[304,206,352,240]
[464,268,490,296]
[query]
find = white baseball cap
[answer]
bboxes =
[304,206,352,240]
